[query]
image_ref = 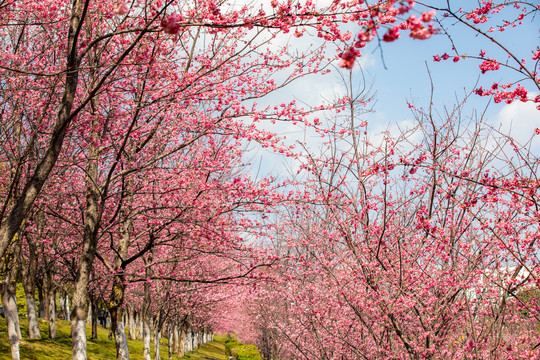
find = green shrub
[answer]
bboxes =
[235,344,262,360]
[224,337,242,355]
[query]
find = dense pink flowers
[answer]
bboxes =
[383,26,400,42]
[407,15,436,39]
[421,10,436,22]
[161,13,182,35]
[338,47,360,69]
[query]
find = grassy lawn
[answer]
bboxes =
[0,317,169,360]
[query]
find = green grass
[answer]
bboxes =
[179,334,262,360]
[179,334,229,360]
[0,317,169,360]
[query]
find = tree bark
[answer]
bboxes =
[173,323,179,355]
[45,270,56,339]
[178,326,186,357]
[128,309,137,340]
[168,323,174,360]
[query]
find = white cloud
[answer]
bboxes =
[495,94,540,150]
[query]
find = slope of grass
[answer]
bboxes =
[0,317,168,360]
[179,334,228,360]
[180,334,262,360]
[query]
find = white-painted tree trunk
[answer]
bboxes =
[168,325,174,360]
[128,310,137,340]
[1,281,21,360]
[65,295,70,321]
[154,329,161,360]
[113,320,130,360]
[71,318,87,360]
[143,321,151,360]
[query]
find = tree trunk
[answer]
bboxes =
[89,294,98,339]
[65,294,71,321]
[25,295,41,339]
[178,327,186,357]
[37,278,44,319]
[71,242,97,360]
[71,61,101,360]
[173,323,179,355]
[109,175,135,359]
[45,271,56,339]
[142,274,152,360]
[168,323,174,360]
[21,233,40,339]
[43,287,49,321]
[48,289,57,339]
[1,280,21,360]
[111,306,130,360]
[143,319,151,360]
[128,310,137,340]
[87,298,92,325]
[154,327,161,360]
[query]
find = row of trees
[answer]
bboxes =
[219,1,540,359]
[1,1,538,360]
[247,92,539,359]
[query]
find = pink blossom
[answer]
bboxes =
[382,26,400,42]
[161,13,182,35]
[513,85,527,102]
[479,59,500,74]
[533,50,540,60]
[421,10,435,22]
[410,26,432,39]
